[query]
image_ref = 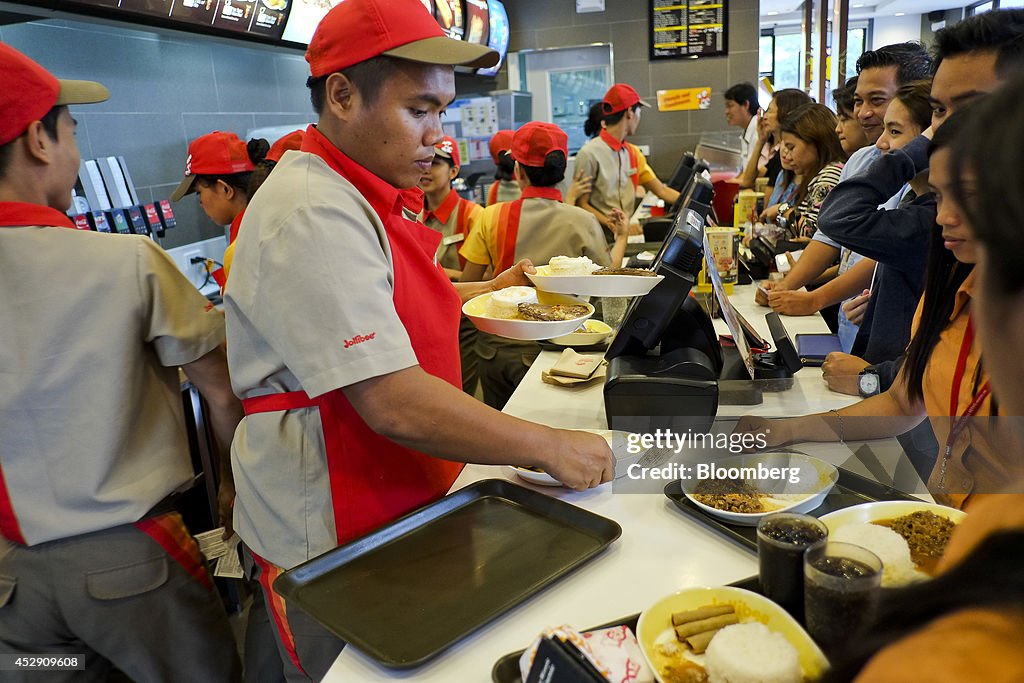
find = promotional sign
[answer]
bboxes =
[656,87,713,111]
[464,0,489,45]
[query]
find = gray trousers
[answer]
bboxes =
[244,547,345,683]
[0,520,241,682]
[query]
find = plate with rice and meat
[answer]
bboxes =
[637,586,829,683]
[527,255,665,297]
[680,453,840,526]
[462,287,594,340]
[819,501,965,587]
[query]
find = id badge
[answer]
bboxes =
[441,233,464,246]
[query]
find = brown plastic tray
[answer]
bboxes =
[273,478,622,669]
[664,467,917,552]
[491,576,761,683]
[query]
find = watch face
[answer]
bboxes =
[860,372,879,394]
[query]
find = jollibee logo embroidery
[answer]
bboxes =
[184,153,193,176]
[344,332,376,349]
[440,140,454,156]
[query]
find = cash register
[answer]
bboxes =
[604,207,801,434]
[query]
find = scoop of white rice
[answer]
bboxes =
[704,622,801,683]
[831,523,921,587]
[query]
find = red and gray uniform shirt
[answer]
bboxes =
[0,205,225,545]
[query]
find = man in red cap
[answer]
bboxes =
[418,135,484,394]
[460,122,627,408]
[574,83,680,235]
[485,128,521,205]
[0,44,242,680]
[223,0,615,677]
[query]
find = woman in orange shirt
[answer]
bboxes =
[823,78,1024,683]
[736,111,1002,511]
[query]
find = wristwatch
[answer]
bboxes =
[858,369,880,397]
[776,202,792,230]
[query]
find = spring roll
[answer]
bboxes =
[685,629,720,654]
[670,604,735,627]
[674,613,739,641]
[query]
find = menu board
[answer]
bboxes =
[477,0,508,77]
[463,0,489,45]
[65,0,290,40]
[649,0,728,60]
[435,0,465,40]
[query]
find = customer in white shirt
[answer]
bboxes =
[724,82,760,167]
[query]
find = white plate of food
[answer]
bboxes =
[680,452,839,526]
[510,430,654,486]
[547,319,613,346]
[637,586,829,683]
[818,501,965,586]
[463,287,593,341]
[526,256,664,297]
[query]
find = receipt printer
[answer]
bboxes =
[604,347,719,435]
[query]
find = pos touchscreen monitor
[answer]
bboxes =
[606,208,716,360]
[666,152,697,192]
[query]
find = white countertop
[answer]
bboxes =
[324,284,923,682]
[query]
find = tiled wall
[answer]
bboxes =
[1,18,316,250]
[500,0,760,179]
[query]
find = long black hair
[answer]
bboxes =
[584,101,604,139]
[902,111,974,404]
[823,530,1024,682]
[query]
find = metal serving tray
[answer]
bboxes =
[491,576,761,683]
[273,478,622,669]
[664,467,917,552]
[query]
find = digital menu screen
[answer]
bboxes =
[477,0,508,77]
[463,0,489,46]
[63,0,290,40]
[434,0,464,40]
[649,0,728,60]
[281,0,343,45]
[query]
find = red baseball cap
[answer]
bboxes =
[306,0,498,78]
[266,129,305,163]
[0,43,109,146]
[510,122,568,168]
[488,129,514,164]
[602,83,651,115]
[171,131,256,201]
[433,135,461,167]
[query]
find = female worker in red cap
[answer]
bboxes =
[170,130,269,289]
[460,121,628,408]
[486,129,521,206]
[574,83,680,236]
[419,135,485,393]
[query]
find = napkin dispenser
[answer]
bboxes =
[604,347,719,435]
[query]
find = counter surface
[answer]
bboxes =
[324,285,924,682]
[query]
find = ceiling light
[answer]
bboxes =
[895,11,905,15]
[768,11,778,15]
[852,3,864,7]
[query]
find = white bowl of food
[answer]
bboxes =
[819,501,965,586]
[463,287,594,341]
[637,586,829,683]
[680,452,839,526]
[547,319,613,346]
[527,255,664,297]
